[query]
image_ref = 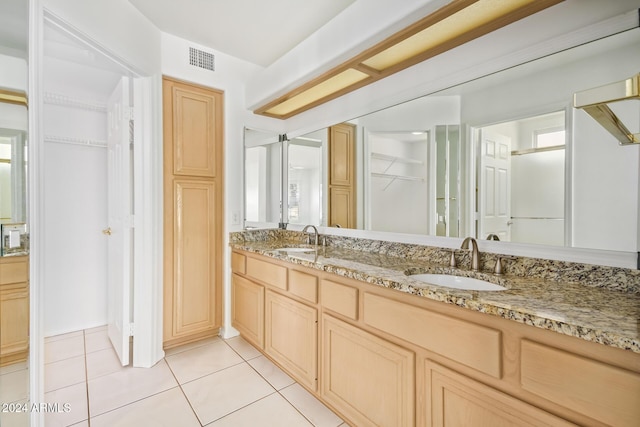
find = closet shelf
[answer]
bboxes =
[44,92,108,112]
[371,172,424,181]
[371,152,423,165]
[44,135,107,148]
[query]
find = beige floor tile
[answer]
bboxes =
[45,355,86,392]
[86,347,126,380]
[0,368,29,403]
[248,355,295,390]
[90,387,200,427]
[182,363,275,425]
[281,383,343,427]
[69,421,89,427]
[225,336,261,360]
[44,382,88,427]
[84,330,113,354]
[166,340,243,384]
[163,336,221,357]
[0,399,30,427]
[0,360,27,376]
[45,330,84,343]
[84,325,107,335]
[208,392,313,427]
[87,359,177,417]
[45,334,85,364]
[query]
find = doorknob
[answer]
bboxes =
[102,227,112,236]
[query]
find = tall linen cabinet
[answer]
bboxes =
[162,77,224,348]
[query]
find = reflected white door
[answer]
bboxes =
[478,130,511,241]
[106,77,133,366]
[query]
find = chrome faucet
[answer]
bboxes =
[302,225,319,245]
[461,237,480,271]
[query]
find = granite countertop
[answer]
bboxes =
[230,238,640,354]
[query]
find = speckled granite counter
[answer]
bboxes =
[230,230,640,354]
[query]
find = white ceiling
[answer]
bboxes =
[129,0,357,67]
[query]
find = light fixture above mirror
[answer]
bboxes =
[254,0,564,119]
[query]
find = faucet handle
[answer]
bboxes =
[494,257,504,275]
[494,256,516,275]
[449,250,457,268]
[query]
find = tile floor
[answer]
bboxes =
[37,326,346,426]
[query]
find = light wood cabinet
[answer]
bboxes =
[231,250,640,427]
[0,256,29,366]
[328,123,356,228]
[321,314,415,427]
[425,361,575,427]
[163,77,223,348]
[231,273,264,349]
[264,290,317,390]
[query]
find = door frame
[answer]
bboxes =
[28,6,164,424]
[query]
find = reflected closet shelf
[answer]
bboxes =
[371,152,424,165]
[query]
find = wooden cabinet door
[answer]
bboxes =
[329,123,354,186]
[425,361,575,427]
[321,314,415,427]
[0,285,29,363]
[168,80,223,178]
[328,123,356,228]
[265,290,317,390]
[232,274,264,349]
[163,77,223,348]
[328,186,354,228]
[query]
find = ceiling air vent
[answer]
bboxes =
[189,47,215,71]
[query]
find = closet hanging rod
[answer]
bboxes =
[44,135,107,148]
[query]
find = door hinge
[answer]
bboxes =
[124,106,135,121]
[128,323,135,337]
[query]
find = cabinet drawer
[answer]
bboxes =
[0,260,28,285]
[289,270,318,303]
[521,340,640,427]
[363,292,501,378]
[246,257,287,290]
[321,279,358,320]
[231,252,246,274]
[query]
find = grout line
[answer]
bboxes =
[164,353,205,427]
[202,391,279,426]
[83,329,91,427]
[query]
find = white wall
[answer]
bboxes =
[42,55,123,335]
[0,54,28,131]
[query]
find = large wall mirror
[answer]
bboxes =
[0,0,30,423]
[244,25,640,260]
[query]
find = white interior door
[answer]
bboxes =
[106,76,133,366]
[478,129,511,241]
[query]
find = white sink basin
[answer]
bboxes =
[409,273,506,291]
[274,247,316,253]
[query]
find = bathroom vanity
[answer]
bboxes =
[0,255,29,366]
[230,231,639,427]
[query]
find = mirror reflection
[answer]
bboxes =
[0,0,30,422]
[260,27,639,254]
[244,128,282,227]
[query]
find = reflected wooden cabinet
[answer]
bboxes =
[163,77,223,348]
[328,123,356,228]
[265,290,317,390]
[0,256,28,366]
[321,314,415,427]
